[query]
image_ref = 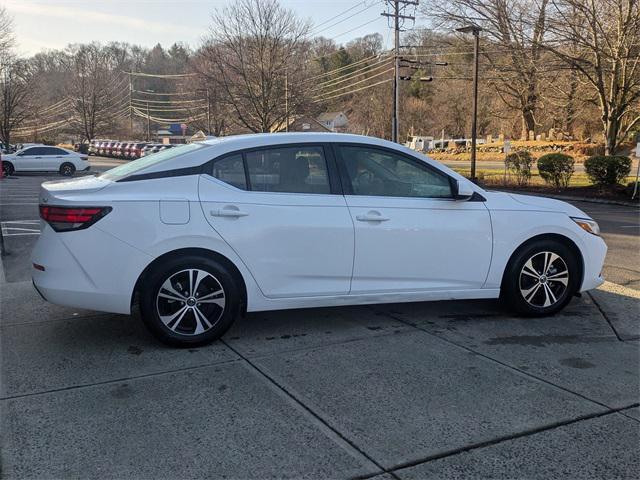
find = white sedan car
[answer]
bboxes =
[2,145,90,176]
[32,133,606,346]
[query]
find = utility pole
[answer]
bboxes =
[206,87,211,136]
[382,1,417,143]
[284,71,289,132]
[457,24,482,182]
[393,1,399,143]
[129,75,133,137]
[146,101,150,142]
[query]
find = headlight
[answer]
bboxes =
[571,217,600,236]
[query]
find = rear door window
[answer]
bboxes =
[211,154,247,190]
[23,147,46,156]
[244,146,330,194]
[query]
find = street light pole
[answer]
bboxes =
[457,24,482,182]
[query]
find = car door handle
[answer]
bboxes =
[356,212,390,222]
[34,157,41,159]
[210,207,249,218]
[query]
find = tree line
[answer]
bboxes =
[0,0,638,155]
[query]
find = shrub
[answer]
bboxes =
[504,150,533,186]
[584,155,632,186]
[537,153,575,188]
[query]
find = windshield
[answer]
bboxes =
[99,143,204,181]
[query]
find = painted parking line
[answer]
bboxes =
[1,220,41,236]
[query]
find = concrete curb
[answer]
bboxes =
[498,189,639,208]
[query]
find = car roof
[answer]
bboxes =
[200,132,390,150]
[128,132,470,186]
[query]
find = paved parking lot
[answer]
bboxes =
[1,159,639,479]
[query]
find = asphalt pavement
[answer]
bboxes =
[1,157,638,479]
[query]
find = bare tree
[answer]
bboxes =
[64,43,125,141]
[0,59,35,147]
[0,6,14,60]
[185,56,231,136]
[199,0,312,132]
[430,0,550,138]
[546,0,640,154]
[0,8,32,148]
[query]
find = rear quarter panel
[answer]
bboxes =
[92,176,264,311]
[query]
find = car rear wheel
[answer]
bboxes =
[502,239,579,316]
[139,255,241,347]
[1,161,14,176]
[59,162,75,176]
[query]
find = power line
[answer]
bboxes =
[312,2,382,36]
[308,52,391,81]
[311,0,369,33]
[132,89,199,96]
[331,17,381,40]
[130,97,206,104]
[314,56,393,90]
[314,77,392,102]
[123,71,197,78]
[315,67,394,99]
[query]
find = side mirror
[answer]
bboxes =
[453,179,474,201]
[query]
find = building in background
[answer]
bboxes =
[271,115,332,133]
[317,112,349,132]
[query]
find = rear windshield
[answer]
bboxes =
[100,143,204,181]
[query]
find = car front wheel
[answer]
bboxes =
[59,163,76,176]
[139,255,241,347]
[502,239,580,316]
[1,161,14,176]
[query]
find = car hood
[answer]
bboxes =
[485,191,590,218]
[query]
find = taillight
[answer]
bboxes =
[39,205,112,232]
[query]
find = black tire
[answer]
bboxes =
[502,239,580,316]
[139,254,241,347]
[59,162,76,176]
[2,161,14,176]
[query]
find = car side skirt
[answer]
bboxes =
[245,288,501,312]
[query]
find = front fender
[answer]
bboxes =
[484,210,588,289]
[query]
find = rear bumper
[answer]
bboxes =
[32,223,153,315]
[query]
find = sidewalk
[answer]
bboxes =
[1,270,638,479]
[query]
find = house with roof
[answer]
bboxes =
[317,112,349,132]
[271,115,332,133]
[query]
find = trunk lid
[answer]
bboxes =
[40,175,112,204]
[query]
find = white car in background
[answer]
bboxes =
[1,145,90,176]
[31,133,606,347]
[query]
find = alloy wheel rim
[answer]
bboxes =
[519,251,569,308]
[155,268,226,336]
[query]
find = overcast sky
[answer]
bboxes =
[4,0,405,56]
